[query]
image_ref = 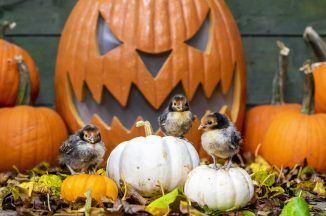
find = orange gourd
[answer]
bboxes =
[61,174,118,202]
[0,21,39,106]
[261,62,326,172]
[243,42,300,155]
[0,56,67,171]
[55,0,246,158]
[304,26,326,113]
[314,62,326,112]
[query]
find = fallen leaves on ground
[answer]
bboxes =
[0,157,325,215]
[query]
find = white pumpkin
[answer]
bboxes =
[106,121,199,196]
[184,165,254,211]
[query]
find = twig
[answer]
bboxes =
[47,193,52,212]
[303,26,326,61]
[254,143,262,158]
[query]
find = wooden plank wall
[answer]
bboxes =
[1,0,326,107]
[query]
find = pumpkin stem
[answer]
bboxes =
[0,21,16,39]
[271,41,290,105]
[300,61,315,115]
[303,26,326,61]
[15,55,31,105]
[136,121,153,136]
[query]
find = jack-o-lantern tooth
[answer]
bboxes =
[209,0,234,95]
[84,59,104,104]
[215,0,245,94]
[186,48,205,100]
[67,73,84,102]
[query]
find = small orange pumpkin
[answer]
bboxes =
[261,62,326,172]
[0,56,67,171]
[0,21,39,106]
[243,42,300,155]
[61,174,118,202]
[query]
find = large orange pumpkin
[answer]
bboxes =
[55,0,246,157]
[0,56,67,171]
[261,62,326,172]
[243,42,300,155]
[0,21,39,106]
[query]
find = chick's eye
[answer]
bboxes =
[173,102,177,106]
[207,121,212,125]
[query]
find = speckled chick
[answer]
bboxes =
[158,94,194,137]
[199,112,242,169]
[59,124,106,174]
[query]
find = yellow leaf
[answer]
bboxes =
[18,182,35,197]
[313,182,326,197]
[96,169,106,176]
[250,156,272,173]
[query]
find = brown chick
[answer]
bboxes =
[199,112,242,169]
[59,124,106,174]
[158,94,194,137]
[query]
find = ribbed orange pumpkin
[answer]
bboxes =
[61,174,118,202]
[261,63,326,172]
[0,106,68,171]
[303,27,326,113]
[243,42,300,155]
[0,21,39,106]
[55,0,246,158]
[314,62,326,112]
[0,56,67,171]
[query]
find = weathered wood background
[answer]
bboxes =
[1,0,325,107]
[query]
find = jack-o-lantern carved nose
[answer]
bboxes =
[136,49,172,77]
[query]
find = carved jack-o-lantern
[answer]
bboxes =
[55,0,246,157]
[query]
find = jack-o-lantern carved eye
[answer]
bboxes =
[97,13,123,55]
[185,12,211,52]
[136,49,172,77]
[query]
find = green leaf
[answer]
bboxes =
[0,187,11,209]
[299,166,315,179]
[242,210,256,216]
[146,188,186,215]
[38,174,62,188]
[280,197,310,216]
[250,156,272,173]
[251,170,276,187]
[148,188,181,209]
[270,186,285,198]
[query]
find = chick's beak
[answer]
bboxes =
[198,124,206,130]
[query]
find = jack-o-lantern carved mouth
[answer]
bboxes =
[69,71,235,131]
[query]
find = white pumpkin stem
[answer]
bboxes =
[136,121,153,136]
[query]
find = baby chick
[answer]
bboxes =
[199,112,242,169]
[59,124,106,174]
[158,94,194,137]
